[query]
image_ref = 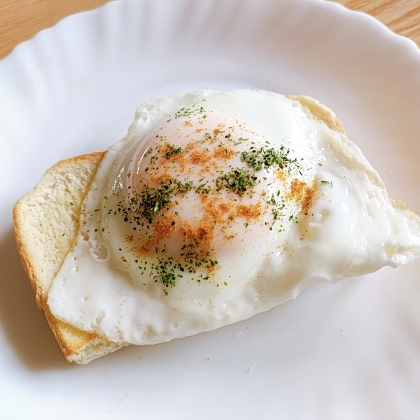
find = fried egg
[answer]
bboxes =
[47,89,420,345]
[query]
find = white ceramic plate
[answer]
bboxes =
[1,0,420,418]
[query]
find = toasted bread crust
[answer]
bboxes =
[14,151,125,364]
[286,95,345,134]
[13,95,345,364]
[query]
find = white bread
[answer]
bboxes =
[13,152,126,364]
[13,95,345,364]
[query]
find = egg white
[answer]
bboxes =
[47,90,420,345]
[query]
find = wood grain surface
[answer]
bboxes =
[0,0,419,60]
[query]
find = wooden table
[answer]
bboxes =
[0,0,419,59]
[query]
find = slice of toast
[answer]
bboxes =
[13,152,126,364]
[12,95,345,364]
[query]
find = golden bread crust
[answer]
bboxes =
[286,95,346,134]
[13,151,125,364]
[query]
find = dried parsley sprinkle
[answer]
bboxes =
[174,104,207,119]
[134,180,193,223]
[137,183,176,223]
[153,260,177,288]
[241,145,295,171]
[215,168,257,196]
[195,182,211,195]
[321,180,333,187]
[233,137,248,146]
[173,179,194,193]
[164,144,184,159]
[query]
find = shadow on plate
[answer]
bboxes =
[0,228,73,371]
